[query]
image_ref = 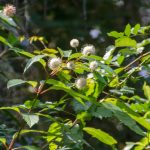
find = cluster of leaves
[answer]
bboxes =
[0,6,150,150]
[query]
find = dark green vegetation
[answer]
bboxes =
[0,1,150,150]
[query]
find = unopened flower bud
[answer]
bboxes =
[70,39,79,48]
[82,45,95,55]
[48,57,62,70]
[75,77,86,89]
[3,4,16,17]
[89,61,98,71]
[67,61,75,70]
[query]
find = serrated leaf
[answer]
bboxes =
[124,24,131,37]
[22,114,39,128]
[7,79,26,89]
[24,55,46,73]
[115,37,137,47]
[83,127,117,145]
[91,105,112,119]
[103,102,145,136]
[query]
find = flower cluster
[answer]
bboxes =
[3,4,16,17]
[47,39,98,89]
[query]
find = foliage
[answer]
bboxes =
[0,3,150,150]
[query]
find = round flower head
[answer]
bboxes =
[70,39,79,48]
[75,77,86,89]
[48,57,62,70]
[67,61,75,70]
[82,45,95,55]
[89,61,98,71]
[3,4,16,17]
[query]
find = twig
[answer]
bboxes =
[123,51,150,71]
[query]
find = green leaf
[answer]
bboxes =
[109,77,119,87]
[7,79,37,88]
[143,82,150,101]
[22,114,39,128]
[63,50,72,57]
[0,36,12,48]
[133,24,140,35]
[103,102,145,136]
[14,146,40,150]
[90,105,113,119]
[24,55,46,73]
[106,98,150,131]
[69,53,82,60]
[107,31,124,38]
[0,137,6,145]
[10,47,34,58]
[83,127,117,146]
[115,37,137,47]
[124,24,131,37]
[0,106,20,113]
[7,79,26,89]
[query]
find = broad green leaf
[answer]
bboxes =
[124,24,131,37]
[103,101,145,136]
[24,55,46,73]
[10,47,34,58]
[0,106,20,113]
[133,24,140,35]
[63,50,72,57]
[83,127,117,145]
[13,129,46,139]
[0,36,12,48]
[107,31,124,38]
[42,48,58,54]
[24,100,40,109]
[69,53,82,60]
[90,105,113,119]
[106,98,150,131]
[85,55,103,61]
[143,82,150,101]
[7,79,37,88]
[22,114,39,128]
[46,79,93,103]
[115,37,137,47]
[7,79,26,89]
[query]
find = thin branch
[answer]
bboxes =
[123,51,150,71]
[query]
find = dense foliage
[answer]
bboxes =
[0,2,150,150]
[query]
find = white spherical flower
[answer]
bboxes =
[48,57,62,70]
[75,77,86,89]
[82,45,95,55]
[67,61,75,70]
[89,61,98,71]
[3,4,16,17]
[70,39,79,48]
